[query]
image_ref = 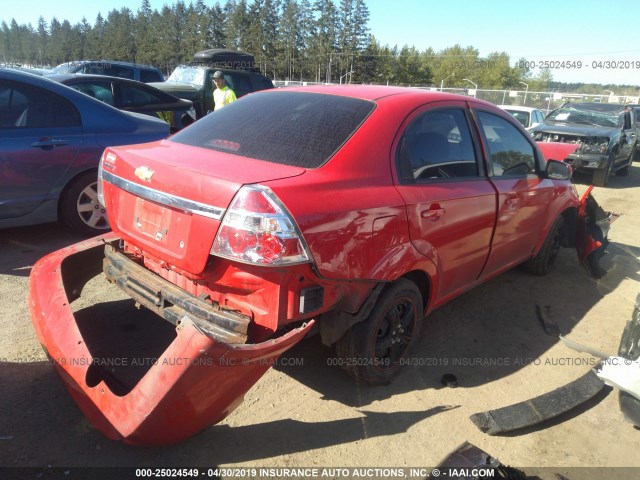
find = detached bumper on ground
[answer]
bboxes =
[29,234,313,445]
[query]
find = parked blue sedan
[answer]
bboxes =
[0,69,169,235]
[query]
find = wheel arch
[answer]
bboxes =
[56,167,99,219]
[560,206,579,248]
[319,267,433,347]
[401,269,432,314]
[531,205,578,256]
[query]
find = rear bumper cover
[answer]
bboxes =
[29,234,313,445]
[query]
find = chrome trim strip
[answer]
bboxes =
[101,170,225,220]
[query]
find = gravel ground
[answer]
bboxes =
[1,166,639,480]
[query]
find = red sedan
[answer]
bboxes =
[30,86,609,445]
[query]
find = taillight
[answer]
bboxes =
[211,185,311,266]
[97,153,106,207]
[98,150,117,207]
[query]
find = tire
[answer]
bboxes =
[60,171,110,236]
[522,215,565,276]
[335,279,423,385]
[617,151,632,177]
[592,157,612,187]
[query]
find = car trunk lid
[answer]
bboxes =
[100,140,305,274]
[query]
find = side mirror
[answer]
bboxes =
[546,159,572,180]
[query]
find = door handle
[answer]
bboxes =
[31,138,68,148]
[505,196,519,208]
[421,207,446,221]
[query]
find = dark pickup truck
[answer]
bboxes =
[149,49,274,118]
[531,102,637,186]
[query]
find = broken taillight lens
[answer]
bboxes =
[211,185,311,266]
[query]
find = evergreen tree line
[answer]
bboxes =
[0,0,554,89]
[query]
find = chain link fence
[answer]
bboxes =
[273,81,640,113]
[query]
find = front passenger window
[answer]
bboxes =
[477,111,537,177]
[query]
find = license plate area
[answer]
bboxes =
[115,187,219,273]
[134,198,172,242]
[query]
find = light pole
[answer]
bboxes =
[340,70,354,84]
[440,73,455,92]
[462,78,477,97]
[519,81,529,106]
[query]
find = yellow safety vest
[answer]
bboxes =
[213,85,237,111]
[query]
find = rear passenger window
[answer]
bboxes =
[119,84,162,106]
[69,81,114,106]
[0,83,79,129]
[0,83,28,128]
[477,111,537,177]
[52,95,81,127]
[397,108,479,183]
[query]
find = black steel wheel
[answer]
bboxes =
[335,279,423,385]
[522,215,565,276]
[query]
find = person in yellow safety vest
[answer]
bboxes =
[212,70,237,111]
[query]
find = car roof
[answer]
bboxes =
[262,84,497,105]
[174,64,266,76]
[48,73,156,85]
[65,59,159,69]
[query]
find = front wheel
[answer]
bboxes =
[617,150,633,177]
[60,171,110,236]
[592,153,614,187]
[522,216,565,276]
[335,279,423,385]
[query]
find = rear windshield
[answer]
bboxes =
[170,91,375,168]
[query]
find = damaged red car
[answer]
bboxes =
[30,86,611,445]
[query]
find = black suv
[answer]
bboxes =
[150,49,274,118]
[631,105,640,162]
[49,61,164,83]
[531,103,637,186]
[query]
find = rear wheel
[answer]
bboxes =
[335,279,423,385]
[60,171,110,236]
[522,216,565,276]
